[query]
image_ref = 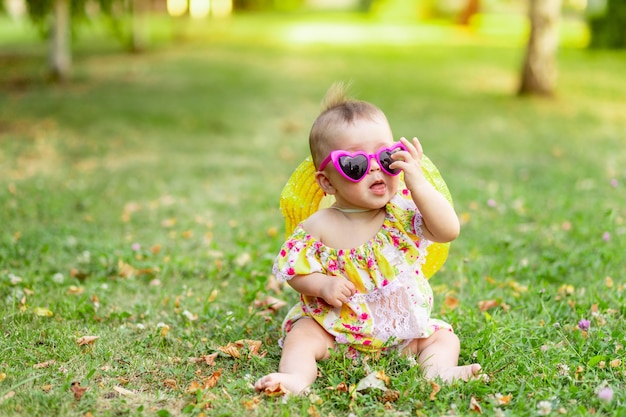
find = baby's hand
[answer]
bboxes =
[320,276,356,308]
[391,137,427,191]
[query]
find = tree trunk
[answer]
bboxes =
[518,0,562,97]
[49,0,71,82]
[458,0,480,26]
[129,0,147,53]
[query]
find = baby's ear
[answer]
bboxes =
[315,171,336,195]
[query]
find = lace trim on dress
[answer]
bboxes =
[351,268,430,341]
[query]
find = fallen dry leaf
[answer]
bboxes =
[186,381,202,394]
[218,343,241,359]
[254,296,287,313]
[508,280,528,294]
[429,381,441,401]
[185,370,223,394]
[188,353,218,366]
[207,289,218,303]
[70,382,88,401]
[92,294,100,309]
[244,340,262,357]
[355,372,388,392]
[382,389,400,403]
[69,268,89,280]
[262,382,289,396]
[469,396,482,413]
[202,370,222,389]
[478,299,501,312]
[308,393,323,404]
[113,386,136,396]
[495,393,513,405]
[308,404,321,417]
[33,360,56,369]
[66,286,84,295]
[443,294,459,311]
[76,336,100,346]
[326,382,348,392]
[116,377,130,385]
[0,390,15,404]
[117,260,137,278]
[163,379,178,389]
[242,396,262,410]
[218,340,263,359]
[375,370,390,385]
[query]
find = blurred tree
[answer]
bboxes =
[49,0,72,81]
[587,0,626,49]
[233,0,304,11]
[457,0,479,25]
[518,0,561,97]
[23,0,138,81]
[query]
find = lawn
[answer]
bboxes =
[1,11,625,416]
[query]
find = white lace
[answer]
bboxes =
[351,270,430,341]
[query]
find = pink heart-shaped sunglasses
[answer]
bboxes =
[318,142,407,182]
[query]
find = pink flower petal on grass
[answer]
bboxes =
[578,319,590,331]
[598,386,613,402]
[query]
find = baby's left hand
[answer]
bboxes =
[390,137,427,191]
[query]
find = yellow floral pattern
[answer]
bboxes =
[274,191,452,352]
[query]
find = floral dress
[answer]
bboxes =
[273,190,453,353]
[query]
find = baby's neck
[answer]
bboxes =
[321,206,386,248]
[329,206,375,214]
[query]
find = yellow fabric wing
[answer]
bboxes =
[279,155,452,279]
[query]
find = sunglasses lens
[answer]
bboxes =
[337,155,369,181]
[379,147,402,174]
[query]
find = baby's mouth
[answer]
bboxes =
[370,179,386,193]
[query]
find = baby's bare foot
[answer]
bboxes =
[428,364,483,383]
[254,373,311,395]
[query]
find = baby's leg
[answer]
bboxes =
[406,329,482,383]
[255,318,335,395]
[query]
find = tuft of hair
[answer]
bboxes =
[321,81,353,111]
[309,82,386,168]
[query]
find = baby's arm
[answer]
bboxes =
[288,273,356,308]
[391,137,460,243]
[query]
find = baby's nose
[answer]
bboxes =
[369,156,381,171]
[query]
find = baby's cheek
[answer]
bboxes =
[388,176,401,194]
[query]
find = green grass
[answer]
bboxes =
[1,11,626,416]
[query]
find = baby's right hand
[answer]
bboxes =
[320,276,356,308]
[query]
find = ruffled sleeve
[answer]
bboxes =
[388,189,425,239]
[272,226,324,282]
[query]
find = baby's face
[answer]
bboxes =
[321,117,400,210]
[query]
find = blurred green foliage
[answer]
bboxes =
[587,0,626,48]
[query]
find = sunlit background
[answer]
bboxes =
[167,0,233,19]
[1,0,594,20]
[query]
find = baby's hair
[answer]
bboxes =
[309,82,387,169]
